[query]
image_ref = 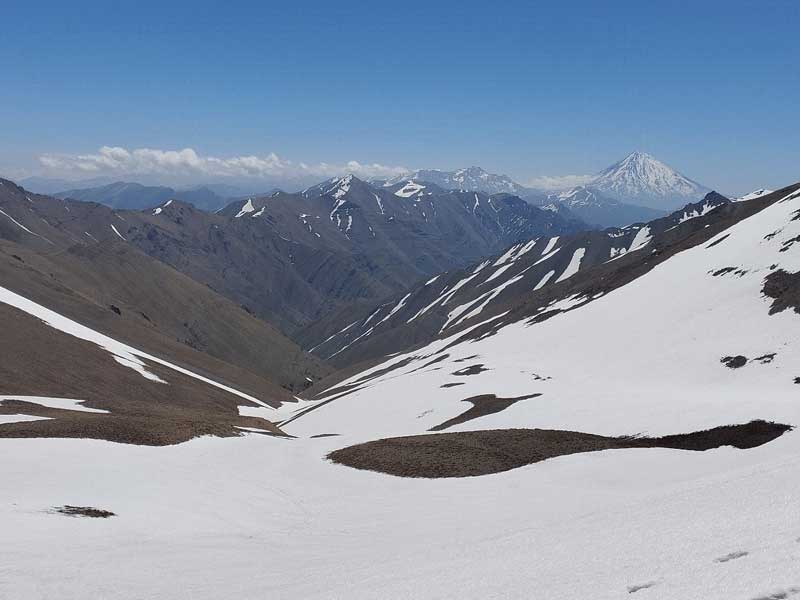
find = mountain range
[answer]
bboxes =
[382,152,710,226]
[28,151,711,229]
[0,174,582,338]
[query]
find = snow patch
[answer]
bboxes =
[0,396,108,414]
[235,199,255,218]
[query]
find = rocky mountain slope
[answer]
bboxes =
[0,178,330,394]
[211,174,584,331]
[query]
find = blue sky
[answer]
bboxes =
[1,0,797,194]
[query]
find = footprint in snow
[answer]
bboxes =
[627,581,658,594]
[748,586,800,600]
[715,550,749,563]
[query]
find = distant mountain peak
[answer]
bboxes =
[302,173,370,200]
[592,152,710,210]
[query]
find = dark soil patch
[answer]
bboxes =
[54,505,115,518]
[328,421,792,478]
[762,269,800,315]
[310,433,340,438]
[706,233,730,248]
[429,393,541,431]
[712,267,748,277]
[794,377,800,384]
[451,364,489,376]
[440,382,465,388]
[409,354,450,373]
[721,355,748,369]
[453,355,479,363]
[754,353,776,364]
[780,235,800,252]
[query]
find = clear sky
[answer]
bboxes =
[1,0,797,194]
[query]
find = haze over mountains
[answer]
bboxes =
[52,181,248,212]
[26,152,713,230]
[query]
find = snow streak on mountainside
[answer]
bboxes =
[303,191,734,367]
[591,151,711,210]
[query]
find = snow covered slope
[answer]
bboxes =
[296,184,800,438]
[591,151,711,210]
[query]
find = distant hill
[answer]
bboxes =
[53,181,236,212]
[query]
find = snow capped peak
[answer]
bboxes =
[303,173,367,200]
[592,152,710,210]
[623,150,654,162]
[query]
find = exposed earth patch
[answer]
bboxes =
[53,505,115,518]
[429,393,541,431]
[762,269,800,315]
[451,364,490,376]
[721,355,748,369]
[328,421,792,478]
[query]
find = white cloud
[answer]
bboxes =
[39,146,410,181]
[525,173,595,192]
